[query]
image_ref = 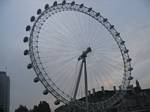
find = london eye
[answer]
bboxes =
[23,1,133,111]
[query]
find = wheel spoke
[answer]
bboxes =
[26,2,133,110]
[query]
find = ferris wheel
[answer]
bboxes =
[23,0,133,111]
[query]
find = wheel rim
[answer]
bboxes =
[24,1,133,109]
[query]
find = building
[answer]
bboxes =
[0,71,10,112]
[55,81,150,112]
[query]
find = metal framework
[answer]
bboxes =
[23,1,133,111]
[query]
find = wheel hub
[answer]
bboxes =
[78,47,92,61]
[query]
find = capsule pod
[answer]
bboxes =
[71,1,75,6]
[103,18,107,22]
[37,9,42,15]
[110,25,114,29]
[124,49,129,53]
[24,49,29,55]
[44,4,49,10]
[62,0,66,5]
[80,4,84,8]
[88,7,92,12]
[96,12,100,17]
[53,1,57,6]
[128,67,133,71]
[54,100,60,105]
[26,25,31,31]
[127,58,132,62]
[23,37,28,43]
[115,32,120,37]
[33,77,39,83]
[120,40,125,45]
[30,16,35,22]
[128,76,133,80]
[43,89,49,95]
[27,63,32,69]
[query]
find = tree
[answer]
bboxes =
[15,101,51,112]
[33,101,51,112]
[0,107,4,112]
[31,105,38,112]
[15,105,29,112]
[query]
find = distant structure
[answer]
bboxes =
[55,80,150,112]
[0,71,10,112]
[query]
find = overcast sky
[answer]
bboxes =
[0,0,150,112]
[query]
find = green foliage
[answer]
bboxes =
[15,101,51,112]
[34,101,51,112]
[15,105,29,112]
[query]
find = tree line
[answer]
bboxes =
[15,101,51,112]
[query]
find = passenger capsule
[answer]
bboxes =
[27,63,32,69]
[124,49,129,53]
[103,18,107,22]
[80,4,84,8]
[54,100,60,105]
[23,37,28,43]
[33,77,39,83]
[128,67,133,71]
[37,9,42,15]
[120,40,125,45]
[43,89,49,95]
[62,0,66,5]
[53,1,57,6]
[30,16,35,22]
[115,32,120,36]
[128,76,133,80]
[24,49,29,55]
[96,12,100,17]
[110,25,114,29]
[44,4,49,10]
[26,25,31,31]
[127,58,132,62]
[71,1,75,6]
[88,8,92,12]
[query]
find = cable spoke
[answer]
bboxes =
[28,3,133,108]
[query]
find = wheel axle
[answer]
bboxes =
[78,47,92,61]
